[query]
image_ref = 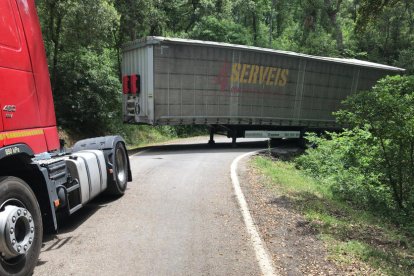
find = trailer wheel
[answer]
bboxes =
[108,142,128,196]
[0,176,42,276]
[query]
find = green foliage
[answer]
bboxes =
[120,125,208,148]
[189,16,253,45]
[355,1,414,64]
[298,76,414,217]
[37,0,122,138]
[63,1,119,50]
[254,157,331,196]
[337,75,414,212]
[296,27,339,56]
[173,125,209,137]
[396,47,414,74]
[54,48,121,137]
[296,130,393,212]
[356,0,403,32]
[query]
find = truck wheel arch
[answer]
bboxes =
[72,135,132,184]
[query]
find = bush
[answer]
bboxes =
[54,48,121,137]
[297,75,414,217]
[296,130,393,211]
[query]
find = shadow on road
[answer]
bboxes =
[134,140,272,156]
[38,196,121,267]
[133,138,305,157]
[42,195,120,243]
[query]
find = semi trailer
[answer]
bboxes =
[0,1,131,275]
[122,37,404,144]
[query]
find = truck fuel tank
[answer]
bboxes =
[65,150,107,204]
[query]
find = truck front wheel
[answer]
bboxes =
[0,177,42,276]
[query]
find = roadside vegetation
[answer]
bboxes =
[121,125,209,149]
[60,124,208,148]
[34,1,414,146]
[253,157,414,275]
[253,75,414,275]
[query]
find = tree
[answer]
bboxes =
[36,0,121,137]
[356,0,402,31]
[336,75,414,212]
[189,16,252,44]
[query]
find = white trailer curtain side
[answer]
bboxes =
[122,36,404,130]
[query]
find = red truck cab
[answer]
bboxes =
[0,0,59,153]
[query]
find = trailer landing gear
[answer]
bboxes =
[208,127,215,145]
[231,131,237,148]
[208,131,215,145]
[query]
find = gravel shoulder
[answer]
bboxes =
[238,155,340,275]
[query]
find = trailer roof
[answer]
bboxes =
[123,36,405,72]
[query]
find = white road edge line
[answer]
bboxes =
[231,150,277,276]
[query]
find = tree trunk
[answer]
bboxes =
[185,0,199,32]
[51,14,62,90]
[252,12,258,44]
[324,0,344,54]
[276,0,283,37]
[407,0,414,34]
[46,0,64,91]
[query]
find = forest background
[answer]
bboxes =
[34,0,413,144]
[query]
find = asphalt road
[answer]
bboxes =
[34,136,269,276]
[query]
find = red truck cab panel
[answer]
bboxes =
[16,0,58,128]
[0,0,60,153]
[0,0,32,71]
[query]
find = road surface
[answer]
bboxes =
[34,136,270,276]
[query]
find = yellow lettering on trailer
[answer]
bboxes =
[279,69,289,86]
[231,63,241,82]
[259,66,269,85]
[249,65,259,84]
[228,62,289,89]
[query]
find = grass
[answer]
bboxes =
[124,125,177,149]
[124,125,209,150]
[252,156,414,275]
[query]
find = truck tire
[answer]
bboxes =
[107,142,128,196]
[0,176,42,276]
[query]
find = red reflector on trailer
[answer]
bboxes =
[130,74,140,94]
[122,76,130,94]
[131,75,137,94]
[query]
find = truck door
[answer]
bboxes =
[0,0,41,133]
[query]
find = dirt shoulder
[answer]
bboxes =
[238,156,340,275]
